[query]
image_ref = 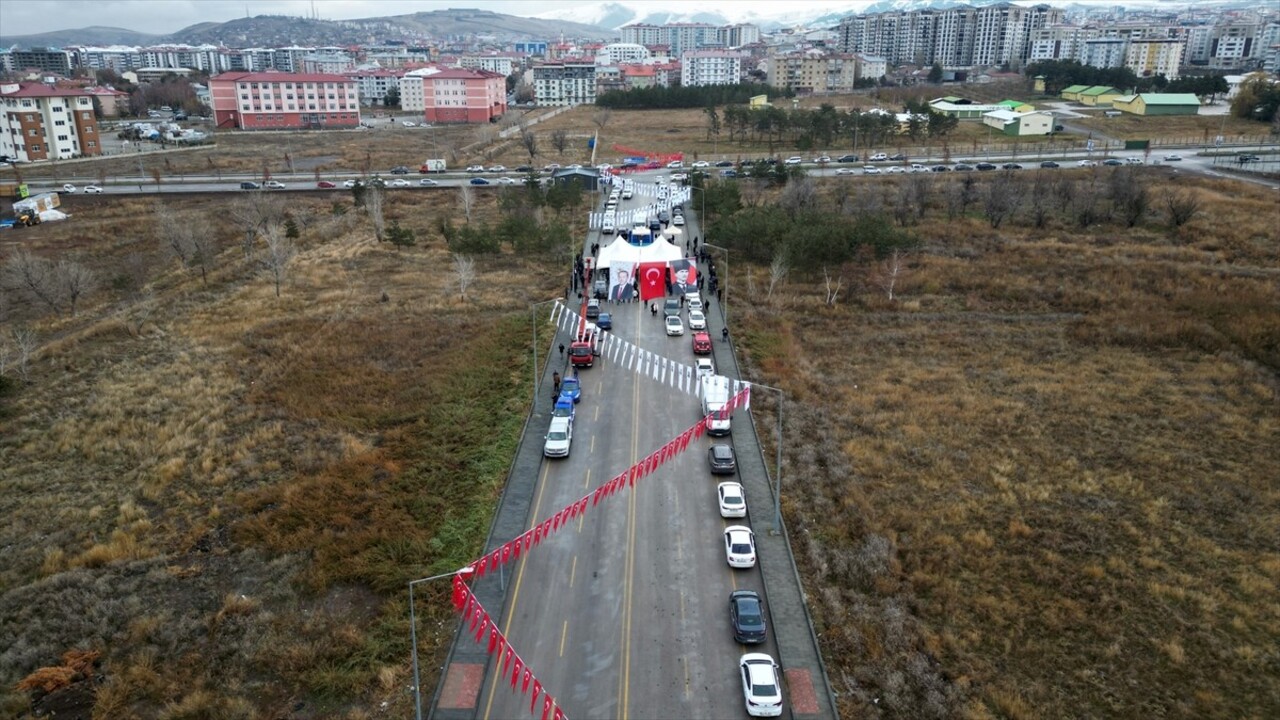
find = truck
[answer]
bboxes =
[569,323,600,369]
[14,192,60,215]
[1,182,31,200]
[701,375,732,436]
[419,159,447,174]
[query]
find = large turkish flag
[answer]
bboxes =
[637,262,667,302]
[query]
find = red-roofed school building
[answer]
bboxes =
[209,71,361,130]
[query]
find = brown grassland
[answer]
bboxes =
[1,106,1279,719]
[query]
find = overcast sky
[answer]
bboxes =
[2,0,1157,37]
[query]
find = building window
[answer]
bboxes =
[31,144,40,151]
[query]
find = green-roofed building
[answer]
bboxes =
[1060,85,1090,101]
[996,99,1035,112]
[1111,93,1202,116]
[1077,86,1123,106]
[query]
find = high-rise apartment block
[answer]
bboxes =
[0,82,102,162]
[838,2,1065,68]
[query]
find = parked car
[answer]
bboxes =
[1039,160,1060,169]
[543,416,573,458]
[718,482,747,519]
[862,166,882,175]
[596,312,612,331]
[388,178,410,187]
[1237,154,1261,163]
[497,177,519,184]
[488,165,507,172]
[889,153,909,161]
[930,165,951,172]
[390,166,411,174]
[1102,158,1124,166]
[469,178,491,185]
[1125,158,1144,165]
[665,315,684,336]
[317,180,336,188]
[690,160,710,168]
[953,163,975,171]
[724,526,756,568]
[240,181,261,190]
[692,331,712,355]
[61,183,76,193]
[666,160,683,168]
[975,162,997,171]
[559,376,582,403]
[84,184,103,193]
[709,445,737,475]
[688,309,706,330]
[543,163,561,172]
[1000,163,1023,170]
[836,154,859,162]
[1077,159,1097,168]
[784,156,803,165]
[515,165,533,172]
[419,178,438,186]
[869,152,888,161]
[343,179,360,188]
[1164,154,1183,162]
[729,590,766,643]
[663,298,680,317]
[696,358,715,378]
[739,654,783,717]
[715,160,735,167]
[264,180,286,189]
[1053,124,1065,131]
[813,155,832,163]
[887,166,906,174]
[586,299,601,319]
[401,120,417,127]
[720,169,739,178]
[835,167,855,175]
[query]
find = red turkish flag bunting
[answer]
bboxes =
[474,613,486,643]
[452,575,466,611]
[522,529,535,551]
[533,523,543,545]
[592,485,606,506]
[501,646,514,676]
[530,679,542,712]
[510,655,523,688]
[487,625,500,654]
[475,555,489,579]
[522,668,532,694]
[494,634,506,660]
[637,262,667,302]
[554,707,567,720]
[575,497,589,517]
[541,517,555,540]
[501,542,512,565]
[490,548,502,572]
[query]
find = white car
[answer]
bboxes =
[869,152,888,161]
[1077,159,1097,167]
[388,178,410,187]
[672,214,684,226]
[664,315,684,336]
[835,167,855,175]
[688,310,707,330]
[740,654,783,717]
[419,178,439,186]
[543,416,572,458]
[688,296,703,312]
[466,165,485,173]
[402,120,417,127]
[343,179,359,188]
[61,184,77,193]
[1164,154,1183,162]
[718,482,747,518]
[887,166,906,174]
[1125,157,1143,165]
[690,160,710,168]
[784,156,803,165]
[488,165,507,173]
[666,160,683,168]
[813,155,832,163]
[84,185,103,193]
[265,180,286,189]
[723,525,756,568]
[909,164,929,173]
[862,166,882,175]
[696,358,715,378]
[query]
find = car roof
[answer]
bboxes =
[719,481,743,493]
[725,525,751,537]
[548,416,571,429]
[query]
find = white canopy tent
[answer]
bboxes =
[595,234,684,270]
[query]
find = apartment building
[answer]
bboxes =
[1206,22,1260,69]
[596,44,651,66]
[0,82,102,162]
[681,51,744,87]
[342,68,404,106]
[303,54,356,74]
[837,2,1064,68]
[767,50,858,95]
[1126,39,1185,79]
[533,61,597,106]
[620,22,759,53]
[8,48,74,75]
[1080,38,1128,68]
[209,71,361,130]
[458,54,519,76]
[400,67,442,112]
[420,68,506,124]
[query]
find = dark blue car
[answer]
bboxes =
[596,312,612,331]
[469,177,491,185]
[559,377,581,403]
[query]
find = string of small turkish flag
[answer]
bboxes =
[450,385,750,720]
[452,575,567,720]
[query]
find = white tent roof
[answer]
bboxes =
[596,235,683,269]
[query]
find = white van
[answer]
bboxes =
[544,416,573,457]
[602,217,616,234]
[701,375,732,436]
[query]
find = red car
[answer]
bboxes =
[317,180,336,188]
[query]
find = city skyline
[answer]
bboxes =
[0,0,1237,40]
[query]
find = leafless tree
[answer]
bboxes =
[872,248,907,301]
[229,193,284,261]
[9,326,38,382]
[592,108,612,133]
[1164,189,1200,229]
[260,224,295,298]
[822,266,844,307]
[893,181,914,227]
[155,203,217,284]
[944,181,964,220]
[1111,170,1150,228]
[519,127,539,162]
[550,129,569,155]
[2,250,62,315]
[1052,172,1075,212]
[767,248,789,300]
[57,259,96,316]
[983,171,1023,229]
[458,183,476,223]
[779,176,817,217]
[910,175,931,219]
[1073,180,1102,229]
[453,254,476,300]
[958,173,977,214]
[365,185,387,241]
[150,167,162,193]
[741,178,769,208]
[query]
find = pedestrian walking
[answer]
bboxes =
[559,343,565,358]
[722,327,729,343]
[553,371,561,397]
[716,287,723,302]
[650,302,658,317]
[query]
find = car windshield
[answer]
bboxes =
[737,604,762,626]
[547,431,567,441]
[754,681,777,696]
[570,346,590,356]
[714,448,732,460]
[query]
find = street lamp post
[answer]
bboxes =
[703,242,730,327]
[410,566,474,720]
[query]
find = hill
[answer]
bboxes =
[0,25,157,48]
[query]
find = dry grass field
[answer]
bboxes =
[726,171,1280,719]
[2,102,1279,719]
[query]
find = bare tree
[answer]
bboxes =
[779,176,817,216]
[1164,189,1200,229]
[1115,178,1150,228]
[910,175,931,219]
[2,250,62,315]
[944,181,965,220]
[229,193,284,261]
[56,259,96,316]
[822,266,844,306]
[591,108,612,133]
[458,183,476,223]
[365,185,387,241]
[9,326,38,382]
[260,224,295,298]
[983,171,1023,229]
[1073,180,1102,229]
[1024,172,1052,229]
[893,181,914,227]
[550,129,569,156]
[155,203,216,284]
[872,248,907,301]
[453,254,476,300]
[767,248,789,300]
[519,127,539,163]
